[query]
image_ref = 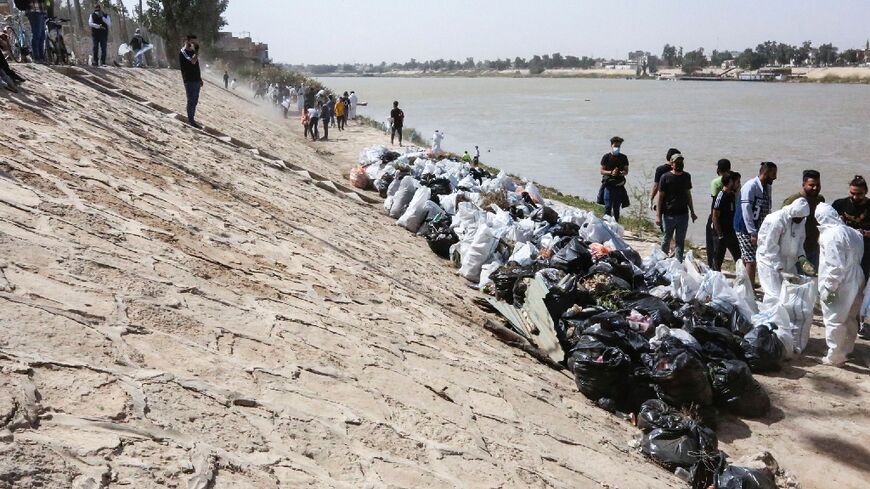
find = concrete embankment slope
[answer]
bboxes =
[0,66,680,488]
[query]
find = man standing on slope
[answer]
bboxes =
[89,3,111,67]
[390,101,404,146]
[179,37,203,129]
[598,136,630,223]
[432,130,445,155]
[783,170,825,273]
[734,161,777,286]
[656,153,697,262]
[706,158,731,267]
[129,28,150,68]
[816,203,865,367]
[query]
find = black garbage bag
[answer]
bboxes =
[544,274,595,326]
[536,268,566,289]
[582,321,651,361]
[424,177,453,196]
[589,261,638,289]
[422,214,458,259]
[382,150,400,163]
[709,360,770,418]
[649,337,713,408]
[549,221,581,238]
[568,336,631,409]
[637,399,690,432]
[643,267,670,288]
[623,295,676,329]
[690,325,746,361]
[741,325,784,373]
[550,236,592,275]
[376,172,395,198]
[608,248,643,267]
[642,421,719,469]
[530,206,559,225]
[716,465,776,489]
[490,263,536,304]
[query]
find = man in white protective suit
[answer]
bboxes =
[816,202,866,366]
[756,198,810,306]
[432,130,445,154]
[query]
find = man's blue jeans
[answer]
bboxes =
[662,213,690,262]
[185,82,201,124]
[27,12,46,62]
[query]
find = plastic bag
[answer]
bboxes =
[649,337,713,407]
[716,465,776,489]
[388,177,418,218]
[490,263,537,304]
[396,187,433,232]
[642,421,719,469]
[623,296,674,327]
[734,259,760,316]
[549,237,593,274]
[568,336,631,409]
[478,260,503,291]
[709,359,770,418]
[777,275,816,354]
[524,182,544,204]
[508,242,538,266]
[530,206,559,225]
[741,324,784,372]
[458,225,499,282]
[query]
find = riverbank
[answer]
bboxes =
[1,66,867,488]
[308,66,870,83]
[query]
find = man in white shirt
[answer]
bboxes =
[88,3,112,67]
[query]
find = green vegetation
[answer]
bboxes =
[141,0,229,66]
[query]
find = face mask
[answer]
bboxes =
[612,147,621,155]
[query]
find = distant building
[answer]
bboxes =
[213,32,270,65]
[721,60,737,69]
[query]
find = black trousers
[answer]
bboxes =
[391,125,403,144]
[705,214,716,268]
[321,117,329,139]
[712,231,741,271]
[92,31,108,65]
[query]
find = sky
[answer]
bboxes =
[224,0,870,65]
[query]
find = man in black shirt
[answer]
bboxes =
[656,153,697,262]
[179,36,203,128]
[711,172,742,271]
[832,175,870,281]
[649,147,681,211]
[390,101,404,146]
[598,136,630,222]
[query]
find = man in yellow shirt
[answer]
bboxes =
[335,97,347,131]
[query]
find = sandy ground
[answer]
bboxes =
[0,66,867,489]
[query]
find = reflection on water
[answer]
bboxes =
[319,76,870,240]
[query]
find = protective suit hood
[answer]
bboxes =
[784,198,810,220]
[815,202,842,232]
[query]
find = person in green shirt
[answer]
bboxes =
[783,169,824,273]
[706,158,731,267]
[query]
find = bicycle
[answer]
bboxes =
[44,17,70,66]
[1,13,31,63]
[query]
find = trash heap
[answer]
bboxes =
[353,145,810,489]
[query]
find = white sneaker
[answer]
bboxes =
[821,357,845,367]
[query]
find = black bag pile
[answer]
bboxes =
[355,144,790,487]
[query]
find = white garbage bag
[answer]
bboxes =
[451,202,484,239]
[667,259,700,302]
[478,259,503,290]
[752,303,794,360]
[504,218,535,243]
[459,225,499,282]
[388,177,418,218]
[733,259,759,316]
[438,192,461,215]
[524,182,543,204]
[396,187,433,232]
[778,275,817,354]
[508,242,538,266]
[602,215,625,238]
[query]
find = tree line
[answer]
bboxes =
[662,40,867,74]
[293,39,869,76]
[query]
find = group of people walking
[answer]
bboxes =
[300,89,357,141]
[599,136,870,367]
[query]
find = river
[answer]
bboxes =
[318,76,870,240]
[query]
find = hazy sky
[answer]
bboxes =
[225,0,870,64]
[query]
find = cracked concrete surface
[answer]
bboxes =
[0,65,683,488]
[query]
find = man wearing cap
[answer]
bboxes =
[129,28,150,68]
[88,2,111,67]
[706,158,731,267]
[734,161,778,285]
[598,136,630,222]
[656,153,697,262]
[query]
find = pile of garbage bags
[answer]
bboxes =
[355,145,800,488]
